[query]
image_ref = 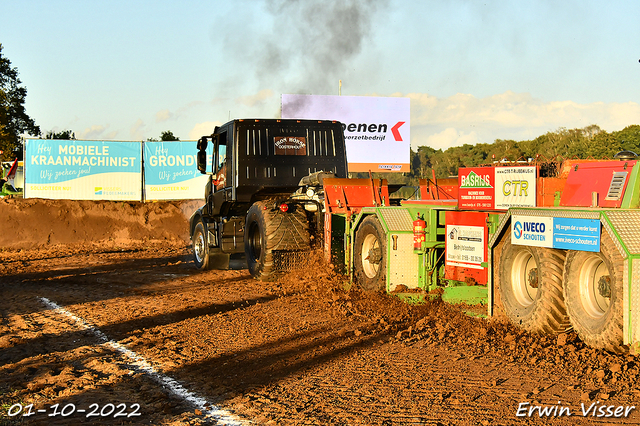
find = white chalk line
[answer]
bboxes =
[39,297,251,425]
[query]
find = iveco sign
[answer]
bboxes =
[281,94,410,173]
[514,220,547,241]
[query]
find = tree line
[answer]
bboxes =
[408,124,640,180]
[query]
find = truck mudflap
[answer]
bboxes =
[490,207,640,352]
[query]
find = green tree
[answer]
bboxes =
[614,125,640,154]
[160,130,179,141]
[0,44,40,160]
[45,129,75,140]
[147,130,180,142]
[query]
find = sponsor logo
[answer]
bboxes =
[514,220,547,241]
[460,171,493,188]
[513,221,523,239]
[274,136,307,156]
[274,137,305,149]
[449,228,457,240]
[341,121,405,141]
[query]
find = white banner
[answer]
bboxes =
[511,215,554,248]
[281,94,410,172]
[494,166,537,209]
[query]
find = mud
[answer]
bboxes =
[1,199,640,425]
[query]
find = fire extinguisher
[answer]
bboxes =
[413,214,426,250]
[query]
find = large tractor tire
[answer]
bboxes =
[192,221,213,270]
[498,233,570,334]
[563,231,625,353]
[244,201,311,281]
[354,215,387,292]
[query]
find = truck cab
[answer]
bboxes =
[190,118,347,279]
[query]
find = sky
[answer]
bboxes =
[2,0,639,153]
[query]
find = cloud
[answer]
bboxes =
[407,91,640,149]
[235,89,274,107]
[78,125,111,140]
[421,128,480,151]
[130,119,145,140]
[188,121,222,140]
[155,109,173,123]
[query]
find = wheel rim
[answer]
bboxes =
[578,254,610,318]
[248,222,262,262]
[194,231,206,263]
[361,233,382,279]
[510,250,538,307]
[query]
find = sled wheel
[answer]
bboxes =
[563,230,625,353]
[354,215,387,292]
[498,233,570,334]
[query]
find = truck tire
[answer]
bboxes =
[498,234,569,334]
[192,221,212,270]
[563,231,625,353]
[244,201,311,281]
[354,215,387,292]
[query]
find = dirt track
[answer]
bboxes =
[1,199,640,425]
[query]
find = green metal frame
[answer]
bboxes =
[488,207,640,351]
[347,204,491,307]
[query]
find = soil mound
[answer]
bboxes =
[0,198,203,250]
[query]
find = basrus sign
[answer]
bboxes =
[24,139,141,200]
[458,167,495,209]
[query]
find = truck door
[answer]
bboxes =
[214,131,228,192]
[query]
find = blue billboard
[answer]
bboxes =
[552,217,601,252]
[24,139,142,200]
[144,141,212,200]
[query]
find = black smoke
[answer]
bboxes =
[216,0,389,96]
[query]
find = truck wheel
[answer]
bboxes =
[244,201,310,280]
[498,234,569,334]
[192,221,212,270]
[563,231,625,353]
[354,215,387,292]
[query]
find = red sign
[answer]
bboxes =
[458,167,495,209]
[445,211,489,285]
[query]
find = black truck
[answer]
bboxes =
[190,118,348,280]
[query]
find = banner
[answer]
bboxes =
[511,216,600,252]
[24,139,142,200]
[144,141,211,200]
[281,94,410,173]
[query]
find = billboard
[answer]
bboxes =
[445,211,489,285]
[144,141,211,201]
[511,216,601,252]
[281,94,410,173]
[24,139,142,200]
